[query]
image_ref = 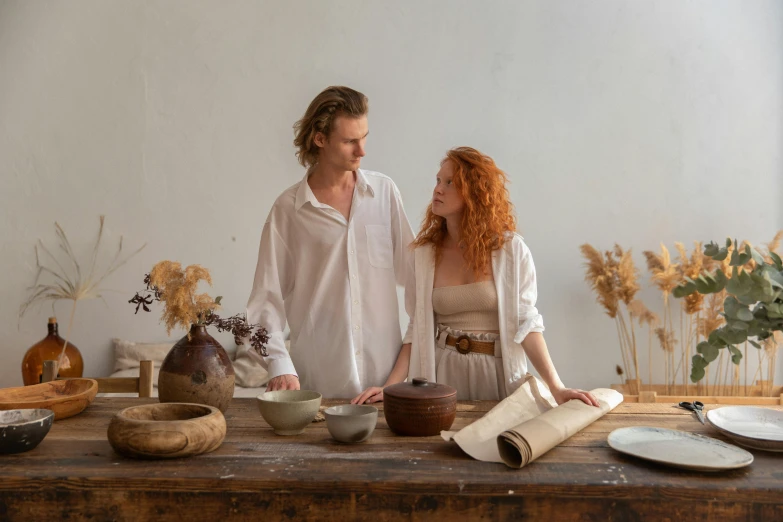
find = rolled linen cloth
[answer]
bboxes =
[497,388,623,468]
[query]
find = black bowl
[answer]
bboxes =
[0,409,55,454]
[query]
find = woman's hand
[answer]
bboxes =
[551,387,600,407]
[351,386,384,404]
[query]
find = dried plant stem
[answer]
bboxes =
[648,327,653,387]
[737,341,748,395]
[755,354,763,394]
[705,366,710,395]
[679,307,685,389]
[689,313,698,395]
[57,300,78,371]
[722,349,731,392]
[627,310,640,387]
[617,312,638,385]
[615,319,630,384]
[744,344,748,396]
[713,352,723,396]
[751,355,764,394]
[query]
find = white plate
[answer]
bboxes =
[607,426,754,471]
[706,406,783,452]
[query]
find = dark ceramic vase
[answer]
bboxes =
[157,325,235,413]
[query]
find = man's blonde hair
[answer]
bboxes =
[293,86,369,168]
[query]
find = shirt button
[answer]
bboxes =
[354,300,358,304]
[352,274,356,278]
[350,250,355,254]
[354,325,360,330]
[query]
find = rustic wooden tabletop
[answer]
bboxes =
[0,398,781,521]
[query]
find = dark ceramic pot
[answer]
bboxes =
[0,409,54,454]
[383,377,457,436]
[158,325,235,413]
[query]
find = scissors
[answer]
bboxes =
[678,401,705,424]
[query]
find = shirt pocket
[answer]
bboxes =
[365,224,394,269]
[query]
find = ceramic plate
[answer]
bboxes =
[607,426,754,471]
[706,406,783,452]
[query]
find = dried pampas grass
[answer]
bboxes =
[18,216,145,369]
[148,261,219,335]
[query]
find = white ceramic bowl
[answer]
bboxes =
[706,406,783,452]
[324,404,378,443]
[256,390,322,436]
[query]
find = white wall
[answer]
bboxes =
[1,0,781,390]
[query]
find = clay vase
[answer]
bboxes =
[157,325,235,413]
[21,317,84,385]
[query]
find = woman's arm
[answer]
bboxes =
[351,343,411,404]
[522,332,599,407]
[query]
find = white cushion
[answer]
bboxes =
[112,338,174,373]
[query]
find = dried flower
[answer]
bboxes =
[628,299,659,328]
[676,241,705,314]
[130,261,269,356]
[698,291,726,338]
[767,230,783,256]
[580,244,619,318]
[614,245,640,305]
[643,244,680,294]
[655,327,677,353]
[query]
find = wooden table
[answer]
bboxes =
[0,398,781,521]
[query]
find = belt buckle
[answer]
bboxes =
[455,335,472,355]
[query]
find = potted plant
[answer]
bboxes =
[130,261,268,412]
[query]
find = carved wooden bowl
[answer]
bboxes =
[108,403,226,459]
[0,379,98,420]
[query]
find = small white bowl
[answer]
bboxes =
[256,390,322,436]
[324,404,378,443]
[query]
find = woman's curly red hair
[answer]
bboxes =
[413,147,516,275]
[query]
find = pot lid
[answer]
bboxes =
[384,377,456,400]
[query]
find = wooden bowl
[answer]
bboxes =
[0,409,55,454]
[108,403,226,459]
[0,379,98,420]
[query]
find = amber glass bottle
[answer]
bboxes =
[21,317,84,385]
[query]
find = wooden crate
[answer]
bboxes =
[610,379,783,405]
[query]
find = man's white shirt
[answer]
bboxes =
[245,169,415,398]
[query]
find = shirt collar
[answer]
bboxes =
[294,169,374,211]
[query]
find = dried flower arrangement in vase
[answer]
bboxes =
[19,216,145,384]
[130,261,268,412]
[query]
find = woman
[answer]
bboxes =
[353,147,597,406]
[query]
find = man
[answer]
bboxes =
[243,86,414,398]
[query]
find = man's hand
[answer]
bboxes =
[267,374,300,391]
[351,386,384,404]
[551,387,600,407]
